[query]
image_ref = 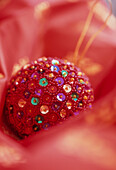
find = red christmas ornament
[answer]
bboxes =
[4,57,94,138]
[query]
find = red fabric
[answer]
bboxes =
[0,0,116,169]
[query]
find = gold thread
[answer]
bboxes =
[73,0,98,64]
[79,0,112,62]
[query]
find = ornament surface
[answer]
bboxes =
[4,57,94,138]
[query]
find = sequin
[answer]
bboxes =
[48,73,54,78]
[9,105,13,113]
[78,79,85,84]
[26,117,33,125]
[23,64,30,69]
[51,65,59,72]
[76,85,82,93]
[43,94,52,103]
[31,73,39,79]
[18,99,26,108]
[84,85,91,91]
[62,70,68,77]
[48,86,57,93]
[57,93,66,101]
[35,89,42,96]
[31,97,39,105]
[71,92,79,101]
[15,77,22,85]
[33,125,39,132]
[43,123,50,130]
[35,115,44,123]
[66,101,72,109]
[21,78,27,83]
[52,59,59,65]
[17,111,24,118]
[60,109,66,118]
[78,72,82,76]
[28,82,35,89]
[74,111,79,116]
[39,78,48,86]
[24,91,30,99]
[49,114,58,122]
[38,69,45,74]
[40,105,49,114]
[52,102,61,111]
[78,101,83,107]
[63,84,71,93]
[69,78,74,84]
[55,77,64,86]
[70,72,75,77]
[88,103,92,109]
[83,96,88,100]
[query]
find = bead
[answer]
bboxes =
[39,78,48,86]
[57,93,66,101]
[61,70,68,77]
[35,115,44,123]
[60,109,66,118]
[51,65,59,72]
[17,111,24,118]
[52,59,59,65]
[18,99,26,108]
[55,77,64,86]
[63,84,71,93]
[31,97,39,105]
[40,105,49,114]
[71,92,79,101]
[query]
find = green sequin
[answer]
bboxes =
[71,92,79,101]
[35,115,44,123]
[62,70,68,77]
[39,78,48,86]
[31,97,39,105]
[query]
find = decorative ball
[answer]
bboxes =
[4,57,94,138]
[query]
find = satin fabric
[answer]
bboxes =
[0,0,116,169]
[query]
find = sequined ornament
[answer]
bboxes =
[4,57,94,138]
